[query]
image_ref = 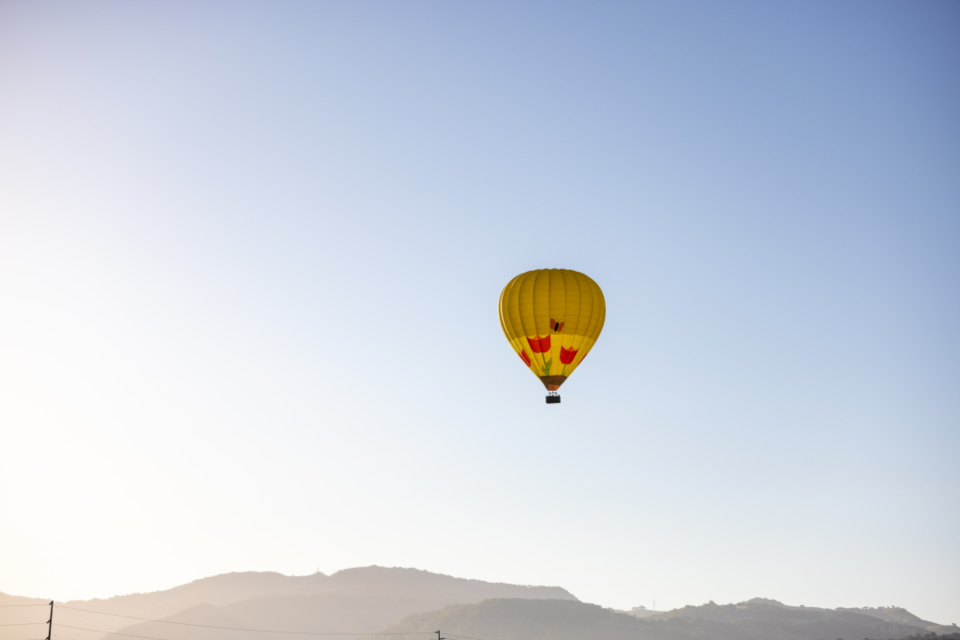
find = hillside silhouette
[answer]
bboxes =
[378,597,956,640]
[1,568,955,640]
[64,566,573,619]
[836,606,959,635]
[0,567,574,640]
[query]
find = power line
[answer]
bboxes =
[55,633,114,640]
[55,632,121,640]
[57,607,126,632]
[435,629,483,640]
[57,624,436,640]
[0,604,50,608]
[56,608,440,636]
[57,624,177,640]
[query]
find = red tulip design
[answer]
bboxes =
[526,335,551,353]
[560,346,578,364]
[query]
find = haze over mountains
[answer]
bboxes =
[381,598,960,640]
[0,567,956,640]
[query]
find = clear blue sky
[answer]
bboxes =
[1,0,958,625]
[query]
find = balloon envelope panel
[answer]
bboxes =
[498,269,605,390]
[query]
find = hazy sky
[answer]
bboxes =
[1,0,958,626]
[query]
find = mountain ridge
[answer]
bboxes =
[377,598,955,640]
[1,568,954,640]
[0,567,576,640]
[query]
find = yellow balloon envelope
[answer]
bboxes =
[498,269,605,401]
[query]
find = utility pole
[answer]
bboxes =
[436,630,444,640]
[46,601,53,640]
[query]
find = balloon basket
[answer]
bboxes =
[546,393,561,404]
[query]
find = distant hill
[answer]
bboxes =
[0,567,575,640]
[0,593,51,640]
[98,603,251,640]
[373,598,670,640]
[377,597,950,640]
[646,598,947,640]
[837,606,959,636]
[54,566,572,621]
[620,605,659,619]
[2,569,955,640]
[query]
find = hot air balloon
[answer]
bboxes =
[498,269,605,404]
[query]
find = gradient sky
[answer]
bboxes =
[1,0,958,626]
